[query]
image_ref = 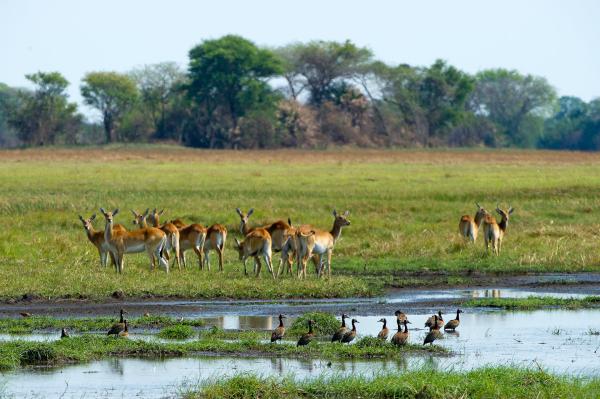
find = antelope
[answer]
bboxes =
[234,228,275,278]
[100,208,169,273]
[294,227,317,279]
[168,219,207,269]
[171,219,227,271]
[458,203,488,242]
[483,205,515,255]
[236,208,292,273]
[78,214,126,269]
[308,210,351,278]
[145,209,181,270]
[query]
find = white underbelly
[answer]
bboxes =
[312,243,327,254]
[124,244,146,254]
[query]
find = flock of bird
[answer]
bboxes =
[273,309,464,347]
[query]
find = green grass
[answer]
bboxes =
[157,325,196,339]
[288,312,340,336]
[0,335,446,370]
[463,296,600,310]
[2,147,600,300]
[0,315,205,334]
[187,368,600,399]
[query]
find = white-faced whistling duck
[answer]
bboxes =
[391,319,411,346]
[377,318,389,340]
[394,310,407,323]
[118,320,129,337]
[341,319,359,344]
[60,328,70,339]
[271,314,286,343]
[107,308,128,336]
[425,310,444,329]
[297,319,315,346]
[423,315,443,345]
[444,309,463,331]
[331,313,349,342]
[20,312,31,318]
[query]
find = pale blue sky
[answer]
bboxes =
[1,0,599,120]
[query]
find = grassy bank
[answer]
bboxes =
[463,296,600,310]
[0,335,446,370]
[186,368,600,399]
[2,147,600,300]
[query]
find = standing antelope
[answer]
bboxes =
[234,228,275,278]
[236,208,292,273]
[458,203,488,242]
[483,204,515,255]
[145,209,181,270]
[100,208,169,273]
[169,218,207,269]
[309,210,351,277]
[203,223,227,272]
[78,214,126,269]
[294,227,317,279]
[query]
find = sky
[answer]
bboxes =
[1,0,599,120]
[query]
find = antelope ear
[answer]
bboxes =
[78,215,84,222]
[131,210,137,216]
[333,209,337,217]
[344,210,350,216]
[144,208,149,216]
[508,207,515,214]
[159,209,164,215]
[496,208,502,215]
[235,208,243,216]
[288,218,292,226]
[112,209,119,216]
[90,214,96,221]
[476,202,481,209]
[100,208,106,215]
[247,208,254,217]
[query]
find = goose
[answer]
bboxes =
[297,320,315,346]
[60,328,70,339]
[271,314,286,343]
[444,309,463,331]
[391,319,410,346]
[425,311,444,329]
[19,312,31,318]
[118,320,129,337]
[394,310,407,323]
[377,318,389,340]
[107,308,128,336]
[423,315,443,345]
[341,319,359,344]
[331,313,349,342]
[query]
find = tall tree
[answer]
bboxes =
[0,83,21,147]
[187,35,282,148]
[8,72,80,146]
[129,62,185,139]
[80,72,138,143]
[470,69,556,147]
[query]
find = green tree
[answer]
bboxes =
[80,72,138,143]
[0,83,21,147]
[186,35,282,148]
[8,72,80,146]
[470,69,556,147]
[129,62,185,140]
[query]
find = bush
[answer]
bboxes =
[288,312,340,337]
[157,325,195,340]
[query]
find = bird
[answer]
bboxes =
[143,312,150,317]
[423,315,443,345]
[271,314,286,343]
[60,328,70,339]
[341,319,359,344]
[107,308,128,336]
[394,310,407,323]
[425,311,444,329]
[118,320,129,337]
[444,309,463,331]
[391,319,411,346]
[297,319,316,346]
[377,318,389,340]
[19,312,31,318]
[331,313,349,342]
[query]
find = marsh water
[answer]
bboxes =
[1,284,599,398]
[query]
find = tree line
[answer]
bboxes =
[0,35,598,150]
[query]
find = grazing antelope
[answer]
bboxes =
[236,208,292,273]
[143,209,182,270]
[79,214,127,269]
[459,203,488,242]
[234,228,275,278]
[100,208,169,273]
[310,210,351,277]
[391,319,410,346]
[483,205,515,255]
[169,219,208,269]
[331,313,350,342]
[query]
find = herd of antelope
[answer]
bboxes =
[78,207,351,277]
[78,203,512,276]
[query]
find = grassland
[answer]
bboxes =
[187,368,600,399]
[0,334,445,370]
[463,295,600,310]
[1,146,600,300]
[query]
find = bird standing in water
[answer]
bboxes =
[271,314,286,343]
